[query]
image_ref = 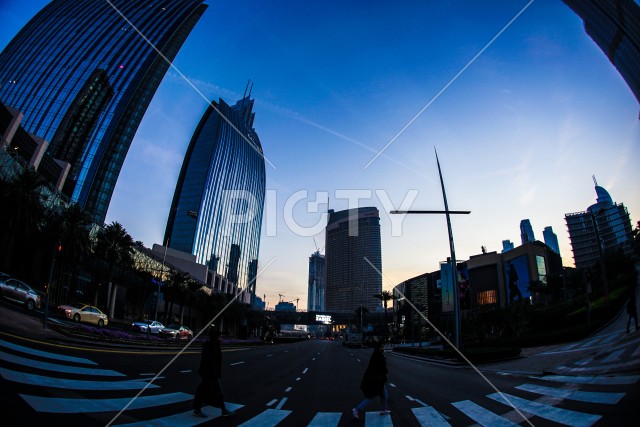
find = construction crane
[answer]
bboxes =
[278,294,284,302]
[312,237,324,255]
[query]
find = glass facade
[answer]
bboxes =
[543,226,560,254]
[562,0,640,104]
[0,0,207,222]
[307,251,326,312]
[520,219,535,244]
[324,207,382,313]
[164,96,266,299]
[565,183,633,268]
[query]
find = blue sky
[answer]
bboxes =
[2,1,639,310]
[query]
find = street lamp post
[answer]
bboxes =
[591,210,609,304]
[154,241,168,322]
[390,149,470,349]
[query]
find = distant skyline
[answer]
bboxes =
[2,1,638,311]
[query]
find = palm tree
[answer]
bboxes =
[374,290,396,337]
[0,168,45,272]
[45,203,93,304]
[163,270,190,325]
[632,220,640,259]
[93,221,134,316]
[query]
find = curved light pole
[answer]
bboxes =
[390,148,470,349]
[154,240,168,322]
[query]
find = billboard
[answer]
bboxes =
[441,262,454,312]
[441,262,469,311]
[504,255,530,304]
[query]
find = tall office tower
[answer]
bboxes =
[562,0,640,104]
[502,240,514,253]
[543,226,561,254]
[0,0,207,222]
[164,96,266,301]
[565,177,633,268]
[520,219,535,244]
[324,207,382,313]
[307,251,326,312]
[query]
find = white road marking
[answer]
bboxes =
[303,368,308,374]
[0,366,157,390]
[0,339,97,365]
[180,370,191,373]
[285,386,292,392]
[21,392,192,413]
[276,397,287,410]
[296,377,301,381]
[411,406,451,426]
[266,399,278,407]
[537,374,640,385]
[307,412,342,426]
[230,361,245,366]
[237,408,291,426]
[0,350,124,376]
[516,383,624,404]
[452,400,518,426]
[488,392,601,426]
[601,349,625,364]
[114,402,244,427]
[364,411,394,426]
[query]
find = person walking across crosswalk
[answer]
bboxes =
[193,326,234,418]
[352,341,390,420]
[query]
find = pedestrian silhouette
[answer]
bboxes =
[627,288,638,333]
[508,263,523,303]
[352,341,390,420]
[193,327,233,418]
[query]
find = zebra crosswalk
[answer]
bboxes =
[538,331,640,375]
[0,337,636,426]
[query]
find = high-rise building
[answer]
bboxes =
[307,251,326,312]
[562,0,640,104]
[565,178,633,268]
[502,240,514,253]
[520,219,535,244]
[324,207,382,313]
[164,96,266,301]
[0,0,207,222]
[543,226,560,254]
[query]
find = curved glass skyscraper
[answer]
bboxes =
[0,0,207,222]
[164,96,266,301]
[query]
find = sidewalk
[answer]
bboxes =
[480,266,640,376]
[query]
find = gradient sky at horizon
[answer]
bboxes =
[2,1,639,310]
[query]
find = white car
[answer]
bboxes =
[132,320,165,334]
[57,303,108,327]
[159,324,193,340]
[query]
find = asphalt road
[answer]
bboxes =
[1,329,638,426]
[1,297,640,426]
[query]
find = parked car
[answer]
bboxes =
[57,303,108,327]
[0,276,41,310]
[132,320,165,334]
[159,324,193,340]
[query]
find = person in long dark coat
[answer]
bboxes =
[193,327,233,418]
[351,341,389,419]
